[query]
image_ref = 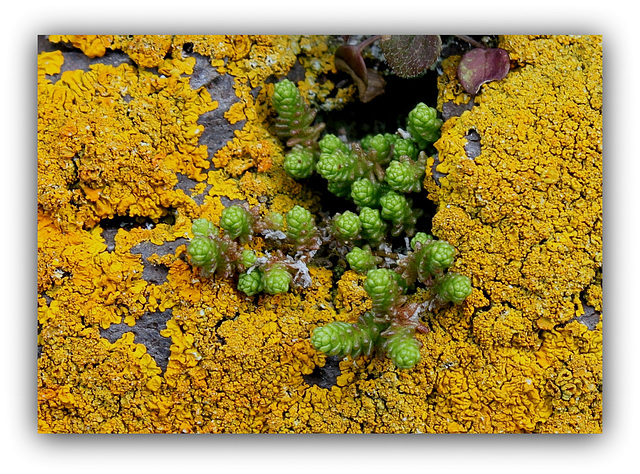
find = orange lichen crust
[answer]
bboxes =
[427,35,602,432]
[38,35,602,433]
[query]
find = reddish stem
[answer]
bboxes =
[355,35,382,53]
[455,35,486,49]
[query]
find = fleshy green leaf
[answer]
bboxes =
[380,35,442,78]
[457,47,511,95]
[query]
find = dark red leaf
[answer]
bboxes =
[457,47,511,95]
[335,44,369,88]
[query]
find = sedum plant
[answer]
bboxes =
[406,102,443,149]
[345,246,380,274]
[220,205,253,241]
[272,79,325,148]
[186,78,471,371]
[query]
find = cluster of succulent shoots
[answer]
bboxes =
[185,78,471,370]
[271,78,472,369]
[187,203,321,296]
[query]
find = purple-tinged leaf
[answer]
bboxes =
[457,47,511,95]
[335,46,386,103]
[359,68,386,103]
[335,44,369,88]
[380,35,442,78]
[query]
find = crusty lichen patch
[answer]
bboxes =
[38,35,601,433]
[428,35,602,432]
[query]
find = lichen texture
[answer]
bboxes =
[38,35,602,433]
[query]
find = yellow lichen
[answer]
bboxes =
[38,35,601,433]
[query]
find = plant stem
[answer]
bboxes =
[356,35,382,53]
[455,35,486,49]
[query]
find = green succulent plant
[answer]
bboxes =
[183,79,473,371]
[392,138,419,160]
[272,79,325,147]
[239,249,257,268]
[358,206,387,245]
[364,268,403,317]
[187,235,220,270]
[220,205,252,241]
[411,232,434,250]
[319,134,349,154]
[263,265,292,295]
[383,326,422,369]
[333,211,362,242]
[191,218,219,238]
[346,246,379,274]
[237,269,264,297]
[436,272,472,304]
[310,312,387,359]
[406,102,443,148]
[316,148,357,189]
[379,190,421,237]
[285,205,316,247]
[350,178,387,208]
[284,145,316,179]
[384,153,427,194]
[421,240,456,276]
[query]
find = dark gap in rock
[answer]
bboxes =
[100,215,159,253]
[576,299,601,331]
[442,100,475,121]
[303,355,342,389]
[130,238,188,285]
[99,309,173,372]
[320,68,440,139]
[174,172,211,206]
[197,73,245,160]
[285,59,307,83]
[189,52,220,90]
[142,263,170,286]
[464,129,482,160]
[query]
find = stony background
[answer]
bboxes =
[37,35,602,433]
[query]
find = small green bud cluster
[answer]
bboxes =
[406,102,443,149]
[345,246,380,274]
[285,205,317,248]
[364,268,403,318]
[237,269,263,296]
[385,153,427,193]
[400,238,472,304]
[350,178,388,208]
[383,326,422,370]
[186,204,313,298]
[237,264,293,297]
[220,205,252,241]
[272,79,325,148]
[283,145,316,179]
[333,211,362,243]
[262,264,292,295]
[435,272,472,305]
[358,207,387,245]
[311,312,387,359]
[187,218,225,276]
[273,80,444,241]
[411,232,434,250]
[187,235,221,274]
[393,138,418,160]
[379,191,422,237]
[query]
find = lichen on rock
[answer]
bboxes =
[38,35,602,433]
